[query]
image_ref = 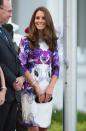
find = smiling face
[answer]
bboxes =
[34,10,46,31]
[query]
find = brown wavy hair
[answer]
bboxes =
[27,6,58,52]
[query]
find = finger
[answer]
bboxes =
[40,94,45,99]
[46,93,52,98]
[38,95,44,103]
[0,100,4,105]
[16,87,21,91]
[45,94,52,102]
[38,95,42,103]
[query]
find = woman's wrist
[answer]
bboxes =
[31,80,41,95]
[31,80,37,86]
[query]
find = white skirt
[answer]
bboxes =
[21,90,53,128]
[21,64,52,128]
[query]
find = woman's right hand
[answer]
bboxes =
[35,87,45,103]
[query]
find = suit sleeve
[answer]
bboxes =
[0,63,16,87]
[15,53,24,76]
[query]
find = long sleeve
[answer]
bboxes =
[0,63,16,87]
[18,38,29,73]
[51,48,60,77]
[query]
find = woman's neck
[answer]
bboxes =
[38,31,43,39]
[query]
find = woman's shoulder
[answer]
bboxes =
[20,36,30,47]
[21,36,30,42]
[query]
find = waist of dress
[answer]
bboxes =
[28,59,51,64]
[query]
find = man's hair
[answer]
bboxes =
[0,0,3,6]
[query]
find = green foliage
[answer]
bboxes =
[49,122,62,131]
[48,109,86,131]
[52,109,62,123]
[77,122,86,131]
[49,109,62,131]
[77,111,86,122]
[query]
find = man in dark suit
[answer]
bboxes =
[0,0,25,131]
[2,23,19,52]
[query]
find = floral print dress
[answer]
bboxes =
[18,37,59,128]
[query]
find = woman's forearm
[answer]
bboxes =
[48,75,58,89]
[25,70,43,95]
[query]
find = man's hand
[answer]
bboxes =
[0,89,6,105]
[13,76,25,91]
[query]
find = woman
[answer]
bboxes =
[18,6,59,131]
[0,66,7,106]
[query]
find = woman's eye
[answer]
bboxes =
[35,16,45,20]
[42,17,45,20]
[35,16,40,19]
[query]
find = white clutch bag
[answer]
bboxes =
[21,93,53,128]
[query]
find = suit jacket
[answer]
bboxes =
[0,27,23,103]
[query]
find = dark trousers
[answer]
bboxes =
[16,102,27,131]
[0,100,17,131]
[15,91,27,131]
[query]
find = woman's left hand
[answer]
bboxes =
[44,86,53,102]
